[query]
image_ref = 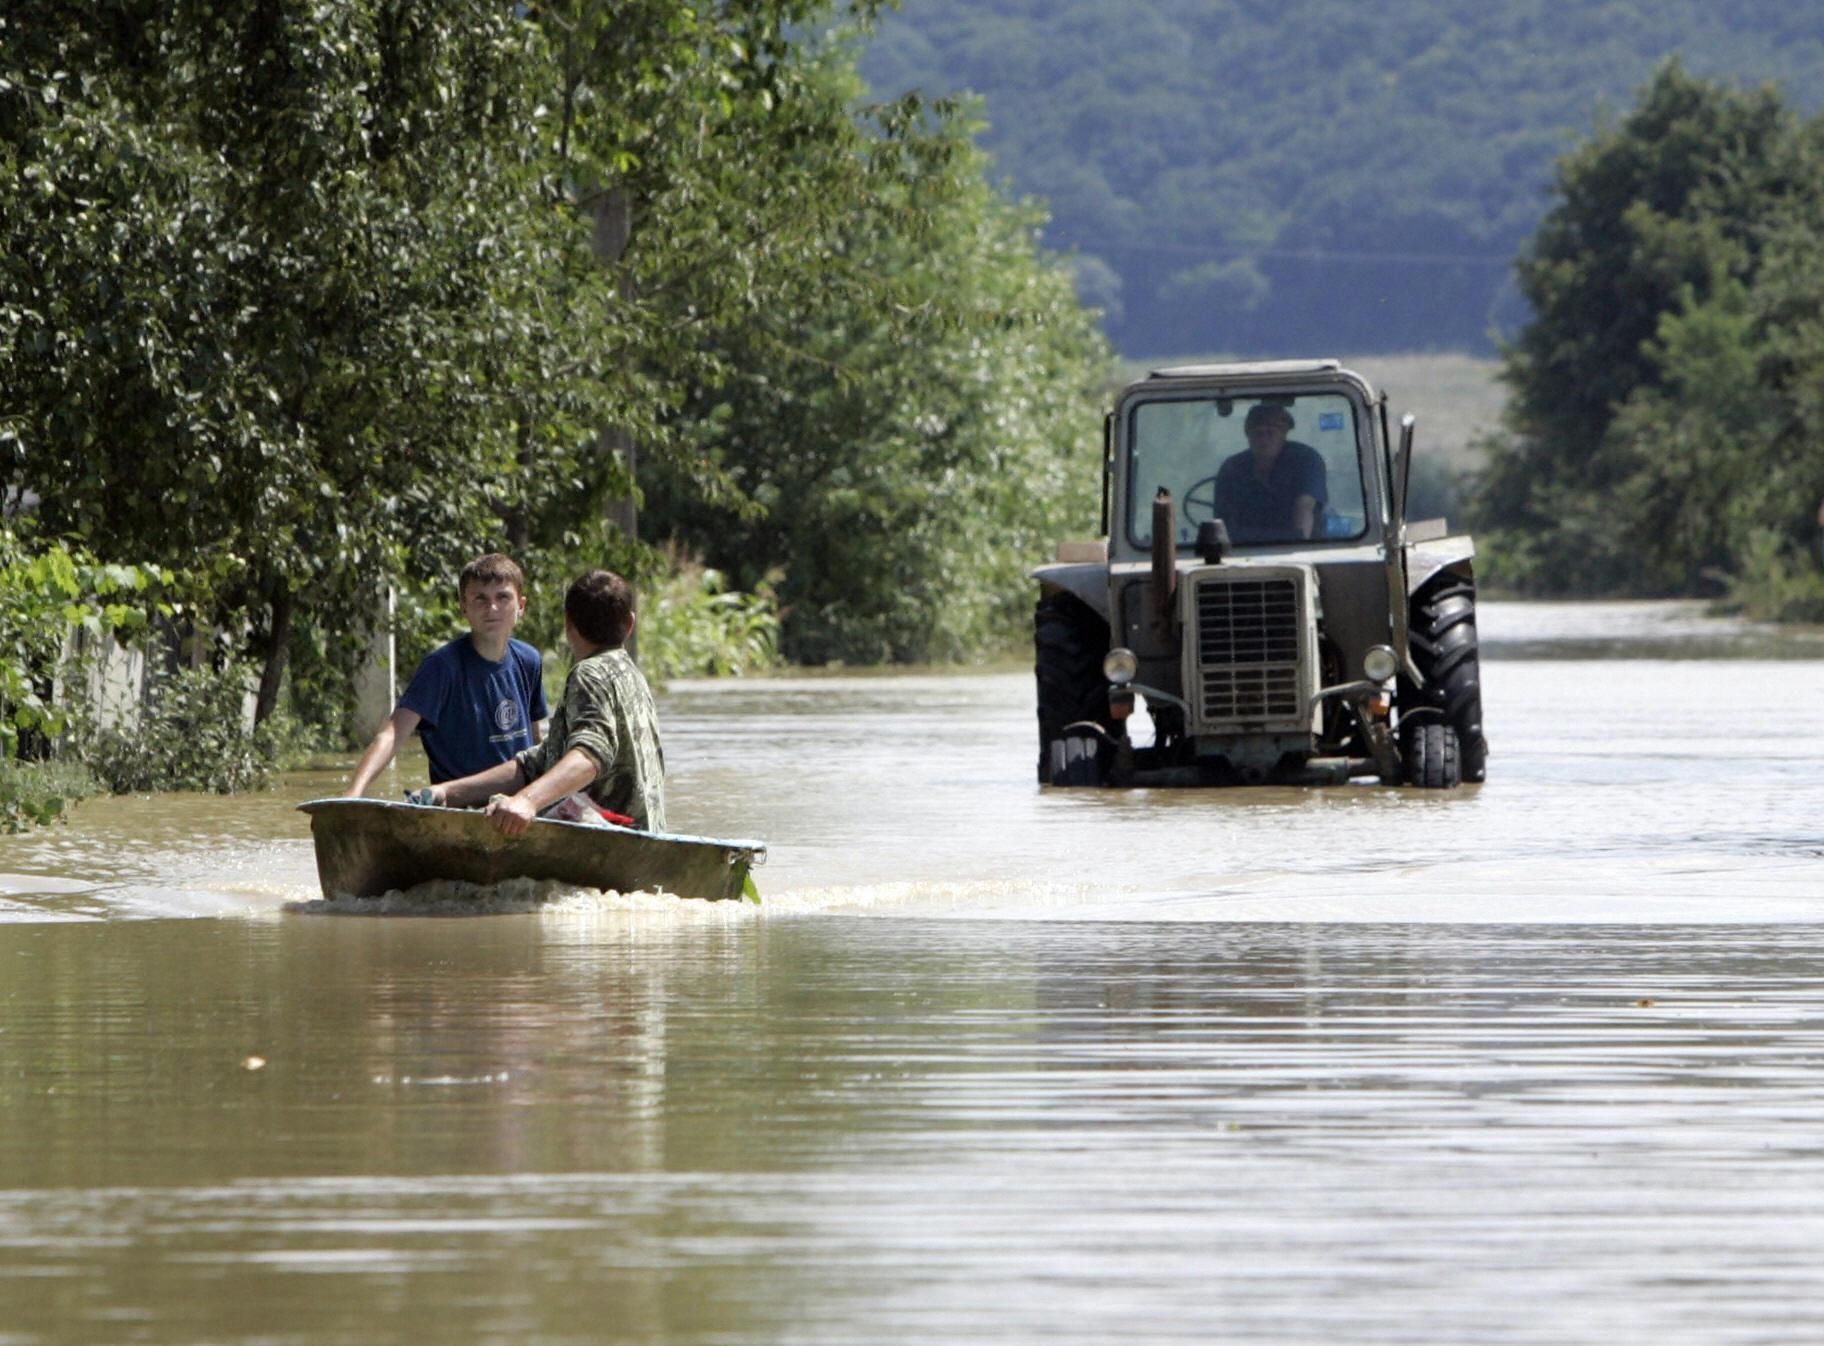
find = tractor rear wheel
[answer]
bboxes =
[1400,571,1487,783]
[1034,591,1114,786]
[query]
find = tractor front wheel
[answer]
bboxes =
[1401,720,1461,789]
[1034,591,1115,787]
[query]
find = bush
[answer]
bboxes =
[0,522,169,757]
[1718,529,1824,623]
[80,666,286,794]
[637,561,781,682]
[0,758,98,833]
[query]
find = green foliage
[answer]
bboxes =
[638,560,781,681]
[1719,529,1824,622]
[4,0,1119,757]
[857,2,1824,356]
[79,666,285,795]
[0,520,169,756]
[1496,64,1800,488]
[643,63,1113,664]
[0,758,96,834]
[1472,63,1824,605]
[531,14,1113,665]
[2,1,625,723]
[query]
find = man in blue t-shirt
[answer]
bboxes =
[343,554,550,795]
[1212,403,1328,543]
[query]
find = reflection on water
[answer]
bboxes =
[8,918,1824,1344]
[1480,598,1824,660]
[1,600,1822,1344]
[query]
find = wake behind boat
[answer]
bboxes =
[298,798,766,902]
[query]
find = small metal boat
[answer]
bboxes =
[298,798,766,902]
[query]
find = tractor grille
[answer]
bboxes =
[1193,577,1303,723]
[1200,665,1302,721]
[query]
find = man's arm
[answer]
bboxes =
[343,707,424,798]
[1290,444,1326,539]
[483,747,601,838]
[435,758,527,809]
[1293,494,1317,539]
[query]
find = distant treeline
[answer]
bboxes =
[858,0,1824,357]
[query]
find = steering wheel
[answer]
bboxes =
[1180,475,1222,533]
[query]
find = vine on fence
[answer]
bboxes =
[0,524,170,758]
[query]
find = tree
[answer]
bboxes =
[1,1,621,720]
[525,0,912,521]
[1597,122,1824,610]
[640,67,1112,663]
[4,0,1118,734]
[1471,61,1817,595]
[533,6,1112,663]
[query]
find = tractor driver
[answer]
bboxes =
[1211,403,1327,542]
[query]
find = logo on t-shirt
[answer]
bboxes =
[494,699,522,733]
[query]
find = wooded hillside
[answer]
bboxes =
[858,0,1824,356]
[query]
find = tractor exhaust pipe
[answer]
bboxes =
[1151,488,1176,624]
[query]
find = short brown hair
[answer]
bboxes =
[565,569,635,647]
[458,553,526,599]
[1245,403,1295,432]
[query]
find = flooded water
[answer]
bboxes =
[2,601,1822,1344]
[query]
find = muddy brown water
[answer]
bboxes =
[2,601,1821,1344]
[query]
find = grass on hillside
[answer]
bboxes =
[1344,353,1505,472]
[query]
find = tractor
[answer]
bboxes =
[1033,359,1485,789]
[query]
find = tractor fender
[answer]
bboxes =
[1031,561,1112,624]
[1404,535,1476,597]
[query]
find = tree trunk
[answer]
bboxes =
[594,187,639,545]
[254,586,293,726]
[602,425,638,542]
[593,188,641,658]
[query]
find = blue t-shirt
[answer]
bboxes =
[1212,440,1328,542]
[399,636,548,784]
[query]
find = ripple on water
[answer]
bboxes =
[284,875,762,920]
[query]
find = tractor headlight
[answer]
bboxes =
[1103,648,1139,685]
[1362,645,1398,683]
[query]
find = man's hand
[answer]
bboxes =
[485,792,537,838]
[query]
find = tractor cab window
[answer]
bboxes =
[1126,394,1369,548]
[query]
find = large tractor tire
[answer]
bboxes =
[1399,571,1488,784]
[1401,720,1461,789]
[1034,590,1114,786]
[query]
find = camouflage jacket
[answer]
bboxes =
[515,647,666,831]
